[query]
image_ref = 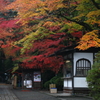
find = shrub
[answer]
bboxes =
[87,51,100,100]
[54,77,63,90]
[43,75,63,90]
[43,81,51,90]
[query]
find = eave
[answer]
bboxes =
[48,45,100,57]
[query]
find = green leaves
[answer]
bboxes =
[87,52,100,100]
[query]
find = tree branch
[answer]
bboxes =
[91,0,100,9]
[59,14,93,31]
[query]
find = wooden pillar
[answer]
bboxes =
[13,76,17,88]
[22,72,24,89]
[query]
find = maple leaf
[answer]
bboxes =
[71,31,82,38]
[76,30,100,50]
[0,0,9,12]
[0,19,19,29]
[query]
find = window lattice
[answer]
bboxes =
[76,58,91,76]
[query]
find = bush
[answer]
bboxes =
[43,75,63,90]
[54,77,63,90]
[44,81,51,90]
[49,76,58,84]
[87,52,100,100]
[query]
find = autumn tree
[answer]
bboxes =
[0,0,22,72]
[0,0,99,73]
[18,32,68,73]
[3,0,100,51]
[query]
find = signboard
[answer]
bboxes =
[33,72,41,82]
[24,80,32,88]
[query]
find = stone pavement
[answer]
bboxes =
[0,83,19,100]
[11,86,93,100]
[39,91,93,100]
[12,89,93,100]
[0,83,93,100]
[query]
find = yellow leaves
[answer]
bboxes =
[86,19,100,26]
[76,30,100,50]
[54,3,65,11]
[65,22,83,33]
[12,66,19,73]
[24,12,39,18]
[6,0,44,19]
[43,21,55,28]
[87,10,100,18]
[35,8,48,16]
[44,0,65,12]
[73,13,85,20]
[86,10,100,25]
[14,27,43,54]
[16,35,29,44]
[74,0,99,24]
[43,20,62,29]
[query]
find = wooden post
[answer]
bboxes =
[22,72,24,89]
[13,76,17,88]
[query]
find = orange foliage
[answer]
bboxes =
[3,47,16,59]
[76,30,100,50]
[0,28,12,38]
[0,0,9,12]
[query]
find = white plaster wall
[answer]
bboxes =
[64,80,67,87]
[68,80,72,87]
[74,77,88,87]
[73,53,93,76]
[64,79,72,88]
